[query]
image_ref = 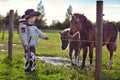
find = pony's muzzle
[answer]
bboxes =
[61,46,66,50]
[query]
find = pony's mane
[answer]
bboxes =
[73,13,94,30]
[63,28,70,31]
[61,28,70,33]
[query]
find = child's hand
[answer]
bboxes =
[25,45,29,50]
[44,36,49,40]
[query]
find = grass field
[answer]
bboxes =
[0,31,120,80]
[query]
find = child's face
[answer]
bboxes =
[29,16,37,23]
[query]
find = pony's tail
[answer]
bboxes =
[113,41,117,52]
[113,31,119,52]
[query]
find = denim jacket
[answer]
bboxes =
[19,22,48,47]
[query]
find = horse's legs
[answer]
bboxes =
[89,45,94,69]
[106,44,113,70]
[69,48,74,65]
[81,46,88,69]
[78,48,81,66]
[74,49,80,66]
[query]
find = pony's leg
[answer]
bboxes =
[81,46,88,69]
[69,48,74,65]
[107,44,113,70]
[77,49,81,66]
[74,49,80,66]
[89,44,94,70]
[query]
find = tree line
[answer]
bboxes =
[0,3,72,30]
[0,11,120,31]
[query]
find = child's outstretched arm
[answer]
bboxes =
[36,27,49,40]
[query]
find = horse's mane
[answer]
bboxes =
[61,28,70,34]
[73,13,94,31]
[63,28,70,32]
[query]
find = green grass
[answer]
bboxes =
[0,31,120,80]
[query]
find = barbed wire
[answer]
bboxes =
[0,39,118,44]
[61,38,119,44]
[0,38,119,47]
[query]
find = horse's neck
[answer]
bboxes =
[80,20,95,40]
[80,22,89,38]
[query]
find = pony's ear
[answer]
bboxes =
[59,32,61,34]
[82,13,84,16]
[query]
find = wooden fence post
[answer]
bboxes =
[8,10,14,59]
[95,1,103,80]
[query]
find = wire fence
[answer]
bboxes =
[0,27,119,44]
[60,38,119,44]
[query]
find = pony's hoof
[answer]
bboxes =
[71,63,74,66]
[80,66,85,70]
[71,63,77,66]
[89,64,93,70]
[89,67,93,70]
[74,64,77,66]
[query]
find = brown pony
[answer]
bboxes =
[70,13,118,69]
[60,28,81,65]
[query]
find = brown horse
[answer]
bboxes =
[59,28,81,65]
[70,13,118,69]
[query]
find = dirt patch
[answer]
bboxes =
[36,56,88,67]
[0,49,8,52]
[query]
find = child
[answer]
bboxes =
[19,9,49,72]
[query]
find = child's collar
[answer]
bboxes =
[24,22,35,26]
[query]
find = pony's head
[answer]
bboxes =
[70,13,86,35]
[59,28,70,50]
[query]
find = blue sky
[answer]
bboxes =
[0,0,120,25]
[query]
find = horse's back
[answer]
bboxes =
[103,22,118,32]
[103,22,118,43]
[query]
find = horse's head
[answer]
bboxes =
[70,13,86,35]
[59,28,70,50]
